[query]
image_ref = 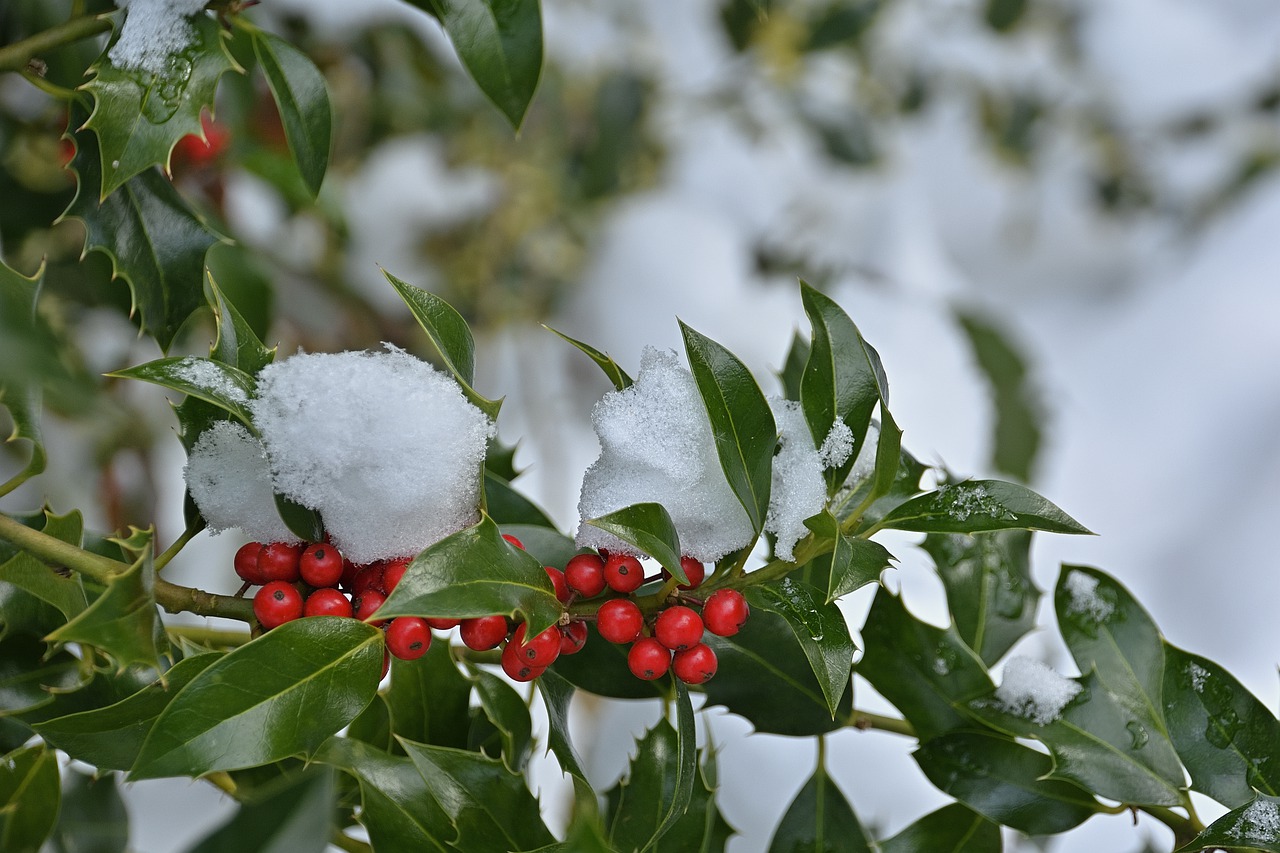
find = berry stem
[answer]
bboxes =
[165,625,253,648]
[154,524,200,574]
[0,510,126,584]
[849,709,914,736]
[0,14,112,75]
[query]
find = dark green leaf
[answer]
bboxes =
[680,321,776,533]
[1177,793,1280,852]
[34,653,220,771]
[767,761,872,853]
[914,730,1101,835]
[545,325,633,391]
[585,502,687,585]
[749,580,854,715]
[130,617,382,779]
[1163,644,1280,808]
[803,511,891,602]
[49,769,129,853]
[955,309,1042,481]
[346,694,393,752]
[923,530,1038,665]
[779,329,809,402]
[64,107,224,350]
[549,622,666,699]
[11,663,156,729]
[0,262,52,497]
[251,30,331,197]
[206,272,275,375]
[0,545,88,623]
[537,669,601,822]
[856,589,992,741]
[272,494,323,543]
[0,742,60,853]
[878,480,1091,535]
[386,638,472,751]
[108,356,256,426]
[185,768,334,853]
[83,12,239,195]
[470,668,532,773]
[869,407,903,503]
[401,739,556,851]
[703,607,855,736]
[878,803,1001,853]
[606,685,698,852]
[0,636,82,717]
[428,0,543,129]
[376,514,562,636]
[485,472,559,529]
[656,745,735,852]
[384,270,501,418]
[501,524,578,569]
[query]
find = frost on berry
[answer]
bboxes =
[184,421,299,545]
[576,347,753,562]
[249,347,494,563]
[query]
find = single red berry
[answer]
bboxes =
[386,617,432,661]
[674,556,706,589]
[234,542,265,585]
[559,621,588,655]
[353,563,384,596]
[596,599,644,644]
[460,615,509,651]
[381,557,410,593]
[172,113,229,170]
[703,589,750,637]
[254,581,303,629]
[564,554,607,598]
[628,637,672,680]
[604,553,645,593]
[353,589,387,623]
[304,587,353,618]
[510,622,561,667]
[673,643,718,684]
[502,533,525,550]
[300,543,344,588]
[544,565,571,603]
[654,606,704,651]
[426,617,461,630]
[501,640,546,682]
[257,542,303,583]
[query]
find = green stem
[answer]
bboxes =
[154,525,200,573]
[330,831,371,853]
[0,511,125,584]
[0,15,112,74]
[165,624,252,648]
[155,578,255,622]
[848,709,915,737]
[1137,804,1201,848]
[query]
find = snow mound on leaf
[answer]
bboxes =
[108,0,208,75]
[184,420,299,545]
[764,398,827,562]
[248,346,493,563]
[576,346,753,562]
[993,657,1082,725]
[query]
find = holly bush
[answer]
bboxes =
[3,3,1280,853]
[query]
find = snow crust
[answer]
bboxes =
[1229,799,1280,843]
[184,421,298,545]
[993,657,1082,725]
[108,0,207,75]
[1064,569,1115,622]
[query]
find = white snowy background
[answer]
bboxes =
[11,0,1280,850]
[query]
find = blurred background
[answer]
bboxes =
[3,0,1280,849]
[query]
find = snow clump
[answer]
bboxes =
[577,347,754,562]
[185,420,299,545]
[1229,799,1280,843]
[246,346,494,564]
[1064,569,1115,622]
[993,657,1082,725]
[765,398,853,561]
[108,0,208,76]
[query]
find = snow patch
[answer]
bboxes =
[184,420,298,545]
[1064,569,1115,622]
[108,0,208,76]
[1229,799,1280,843]
[993,657,1082,725]
[171,356,248,404]
[764,398,827,562]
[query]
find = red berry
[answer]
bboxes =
[564,554,607,598]
[703,589,750,637]
[460,615,509,651]
[501,640,546,682]
[596,599,644,644]
[353,564,384,595]
[381,558,410,593]
[300,543,344,588]
[172,113,229,170]
[353,589,386,623]
[675,556,706,589]
[604,553,645,593]
[628,637,672,680]
[304,587,352,618]
[544,566,571,603]
[559,621,588,655]
[234,542,265,585]
[426,617,461,630]
[254,581,303,629]
[672,643,718,684]
[510,622,561,667]
[654,606,704,651]
[502,533,525,549]
[386,617,432,661]
[257,542,303,583]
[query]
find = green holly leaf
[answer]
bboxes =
[63,110,224,350]
[803,511,893,602]
[0,262,53,499]
[544,325,633,391]
[485,472,559,529]
[386,639,472,752]
[855,589,992,740]
[878,479,1091,535]
[748,580,855,715]
[537,669,602,823]
[923,530,1038,666]
[185,768,334,853]
[129,617,382,779]
[778,329,809,402]
[0,513,89,624]
[82,11,239,196]
[0,635,92,719]
[207,272,275,376]
[767,760,872,853]
[914,730,1102,835]
[1163,644,1280,808]
[878,803,1001,853]
[375,514,562,636]
[108,355,256,427]
[0,742,60,853]
[250,29,331,198]
[656,745,735,852]
[1178,793,1280,852]
[499,524,578,568]
[34,653,220,771]
[469,668,533,773]
[49,768,129,853]
[585,501,688,585]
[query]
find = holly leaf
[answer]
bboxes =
[878,803,1001,853]
[0,511,89,623]
[485,472,559,529]
[537,669,602,823]
[386,639,472,752]
[803,511,892,602]
[0,636,92,720]
[250,29,331,198]
[375,514,562,636]
[48,768,129,853]
[82,12,238,196]
[655,745,735,852]
[206,272,275,376]
[0,262,51,498]
[778,329,809,402]
[108,356,256,426]
[878,479,1091,535]
[767,761,873,853]
[1178,793,1280,852]
[585,502,687,585]
[748,580,855,715]
[544,325,633,391]
[469,668,533,773]
[129,617,382,779]
[0,742,60,853]
[185,768,334,853]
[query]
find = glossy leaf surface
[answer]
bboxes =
[186,769,333,853]
[251,29,331,197]
[879,803,1001,853]
[803,511,891,602]
[1179,793,1280,852]
[749,580,855,715]
[470,667,532,772]
[108,356,255,426]
[767,762,872,853]
[545,325,633,390]
[0,742,60,853]
[429,0,543,129]
[386,639,471,751]
[879,479,1090,534]
[49,769,129,853]
[585,501,687,585]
